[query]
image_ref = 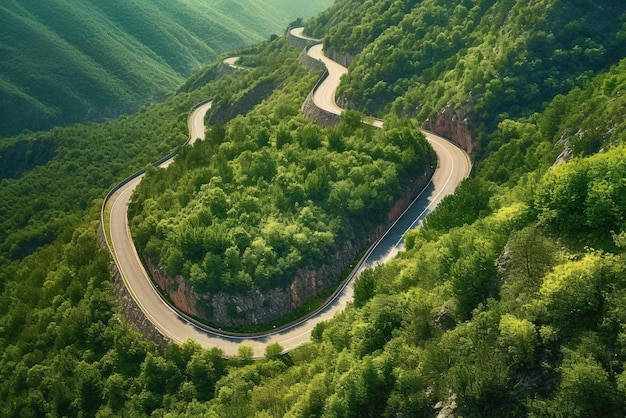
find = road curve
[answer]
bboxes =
[223,56,245,70]
[104,30,471,358]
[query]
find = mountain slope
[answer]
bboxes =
[0,0,332,137]
[309,0,626,150]
[2,0,626,416]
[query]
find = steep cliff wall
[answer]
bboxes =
[144,238,365,327]
[286,29,314,49]
[298,48,325,72]
[301,84,341,128]
[323,47,355,68]
[423,104,475,153]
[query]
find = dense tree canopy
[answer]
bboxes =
[1,0,626,416]
[310,0,626,152]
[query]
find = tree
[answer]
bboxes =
[186,350,217,401]
[450,239,499,319]
[501,225,558,302]
[353,267,379,308]
[533,349,618,417]
[75,361,103,415]
[264,343,284,360]
[538,253,603,333]
[140,352,179,395]
[238,344,255,362]
[497,314,537,367]
[104,373,127,412]
[506,225,556,284]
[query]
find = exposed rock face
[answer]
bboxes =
[145,239,365,327]
[551,129,574,168]
[148,260,200,317]
[298,45,340,128]
[324,47,355,68]
[207,239,365,327]
[434,302,456,332]
[423,104,474,153]
[298,48,325,72]
[285,29,314,49]
[434,392,458,418]
[386,170,433,222]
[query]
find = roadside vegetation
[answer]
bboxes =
[1,0,626,416]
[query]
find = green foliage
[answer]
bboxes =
[0,0,332,136]
[0,216,228,416]
[535,146,626,237]
[353,267,379,308]
[310,0,626,147]
[420,177,494,240]
[0,89,199,260]
[529,348,619,417]
[3,0,626,416]
[497,314,537,367]
[186,38,626,417]
[129,42,433,293]
[264,343,284,360]
[500,225,559,303]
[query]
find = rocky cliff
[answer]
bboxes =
[323,47,355,68]
[285,29,315,49]
[301,82,341,128]
[143,238,365,327]
[298,48,325,72]
[423,104,475,153]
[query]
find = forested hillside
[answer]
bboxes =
[0,0,332,137]
[310,0,626,149]
[2,0,626,416]
[127,41,433,326]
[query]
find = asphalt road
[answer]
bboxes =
[223,56,245,70]
[104,29,471,358]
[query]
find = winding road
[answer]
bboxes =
[103,28,470,358]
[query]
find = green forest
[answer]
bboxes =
[0,0,332,136]
[2,0,626,416]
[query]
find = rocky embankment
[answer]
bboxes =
[423,104,474,153]
[98,226,169,347]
